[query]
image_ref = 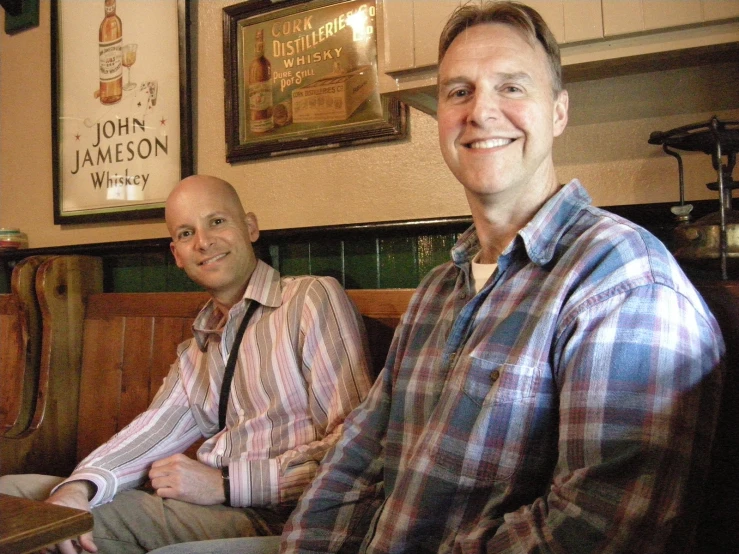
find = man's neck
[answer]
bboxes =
[211,286,249,318]
[466,174,561,264]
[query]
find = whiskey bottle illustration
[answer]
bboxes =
[99,0,122,105]
[248,29,273,133]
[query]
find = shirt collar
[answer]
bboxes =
[451,179,590,268]
[191,259,283,350]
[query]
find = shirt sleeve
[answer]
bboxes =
[279,285,421,552]
[228,277,374,508]
[463,283,724,553]
[55,354,205,507]
[279,359,391,552]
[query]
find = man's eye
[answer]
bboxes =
[178,230,192,240]
[212,218,225,226]
[450,89,469,99]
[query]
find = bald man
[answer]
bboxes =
[0,175,373,553]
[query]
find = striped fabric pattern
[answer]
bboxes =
[64,261,373,508]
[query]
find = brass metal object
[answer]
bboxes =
[648,117,739,279]
[673,217,739,260]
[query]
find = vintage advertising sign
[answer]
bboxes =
[52,0,191,223]
[224,0,407,162]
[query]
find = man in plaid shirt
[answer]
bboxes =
[277,2,724,553]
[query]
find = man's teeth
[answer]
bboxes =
[468,138,512,149]
[201,253,227,266]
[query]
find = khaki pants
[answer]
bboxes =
[0,474,288,554]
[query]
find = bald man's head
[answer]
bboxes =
[165,175,246,236]
[166,175,260,311]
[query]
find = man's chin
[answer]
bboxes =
[185,268,224,288]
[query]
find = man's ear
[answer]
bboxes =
[553,89,569,138]
[170,242,184,269]
[245,212,260,243]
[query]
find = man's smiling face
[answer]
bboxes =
[437,22,568,203]
[167,176,259,311]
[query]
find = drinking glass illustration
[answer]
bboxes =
[122,44,138,91]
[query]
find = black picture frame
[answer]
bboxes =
[223,0,408,163]
[51,0,192,224]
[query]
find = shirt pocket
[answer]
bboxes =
[433,355,545,485]
[463,354,540,405]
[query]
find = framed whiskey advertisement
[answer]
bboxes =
[51,0,192,224]
[223,0,408,163]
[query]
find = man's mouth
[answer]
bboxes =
[199,253,228,266]
[466,138,513,149]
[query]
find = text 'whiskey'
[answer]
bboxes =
[248,29,273,133]
[99,0,122,105]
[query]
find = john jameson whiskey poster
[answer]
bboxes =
[55,0,183,220]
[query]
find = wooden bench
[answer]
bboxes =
[60,266,739,554]
[0,257,42,439]
[1,255,413,473]
[75,287,413,461]
[1,256,103,476]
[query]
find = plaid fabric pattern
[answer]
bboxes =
[65,261,373,508]
[281,181,724,554]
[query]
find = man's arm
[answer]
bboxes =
[280,280,423,553]
[280,367,391,553]
[466,284,724,553]
[226,277,375,508]
[54,356,204,507]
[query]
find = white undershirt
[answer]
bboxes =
[471,251,497,294]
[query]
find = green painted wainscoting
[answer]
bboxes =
[0,218,472,294]
[101,232,462,293]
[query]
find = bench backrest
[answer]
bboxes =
[0,257,47,439]
[75,288,413,462]
[0,256,103,476]
[0,291,29,435]
[0,254,413,474]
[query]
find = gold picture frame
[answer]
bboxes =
[223,0,408,163]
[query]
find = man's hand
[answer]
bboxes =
[43,480,97,553]
[149,454,226,505]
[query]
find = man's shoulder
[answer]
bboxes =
[279,273,351,305]
[175,335,200,359]
[568,205,673,266]
[560,205,701,301]
[280,273,343,291]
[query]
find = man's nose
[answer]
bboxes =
[194,228,214,250]
[467,91,499,125]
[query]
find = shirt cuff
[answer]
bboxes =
[54,467,119,507]
[230,457,279,507]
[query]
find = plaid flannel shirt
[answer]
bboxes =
[281,180,724,554]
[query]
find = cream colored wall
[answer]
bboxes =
[0,1,737,248]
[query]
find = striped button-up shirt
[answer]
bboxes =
[65,261,373,508]
[282,180,724,553]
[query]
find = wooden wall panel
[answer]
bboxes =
[119,317,155,431]
[1,256,103,477]
[148,317,197,403]
[0,295,27,433]
[76,317,124,462]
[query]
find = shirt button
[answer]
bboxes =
[458,291,467,300]
[490,369,500,383]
